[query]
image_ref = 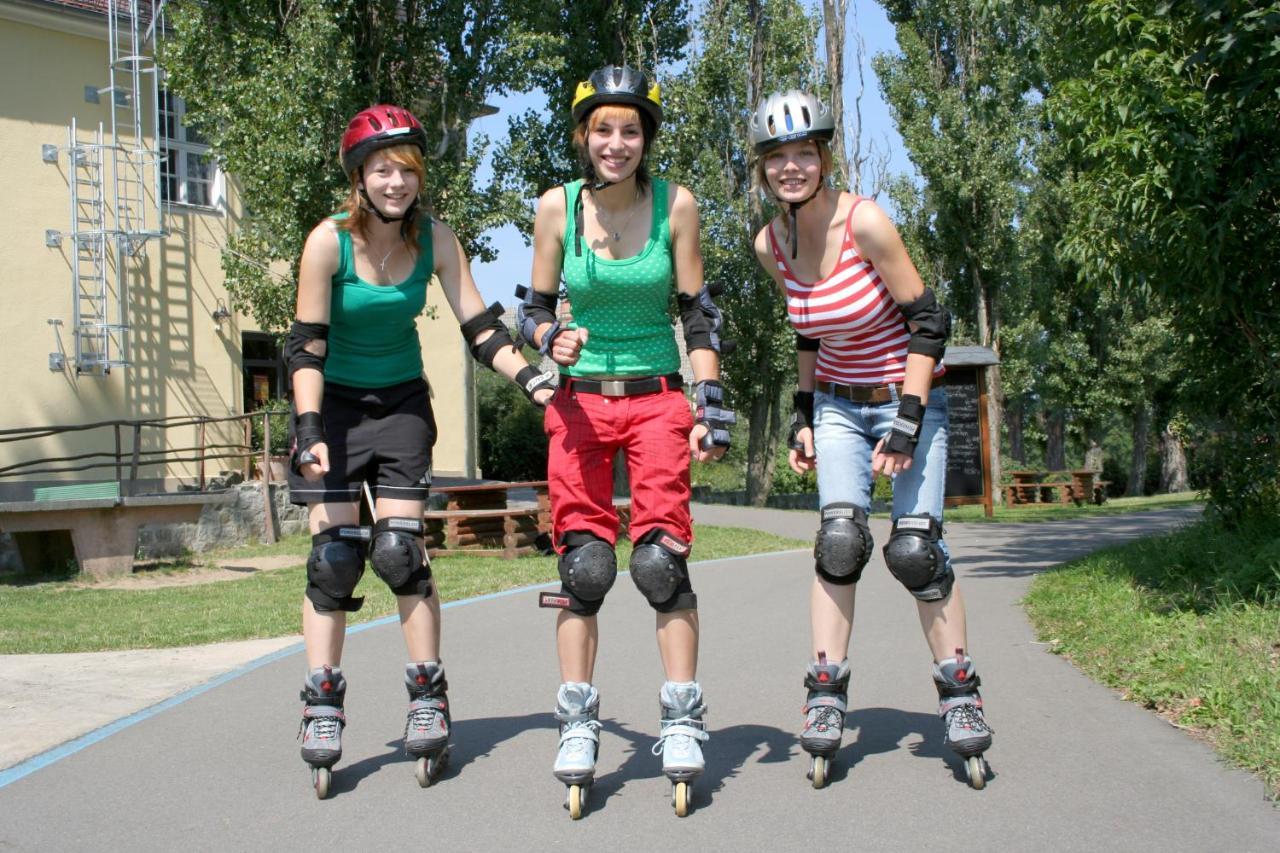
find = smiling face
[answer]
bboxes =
[581,104,646,183]
[358,146,423,218]
[762,139,826,203]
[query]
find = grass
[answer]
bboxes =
[0,524,807,655]
[946,490,1202,523]
[1024,516,1280,799]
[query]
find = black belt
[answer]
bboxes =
[819,381,904,404]
[563,373,684,397]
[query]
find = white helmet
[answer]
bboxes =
[749,90,835,154]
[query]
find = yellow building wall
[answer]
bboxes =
[0,7,474,499]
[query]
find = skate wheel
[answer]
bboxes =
[965,755,986,790]
[673,781,690,817]
[810,755,828,789]
[312,766,331,800]
[415,756,431,787]
[567,783,585,820]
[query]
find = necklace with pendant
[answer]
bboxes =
[593,188,641,242]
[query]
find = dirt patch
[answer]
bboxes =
[77,554,303,590]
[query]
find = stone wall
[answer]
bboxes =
[136,482,310,558]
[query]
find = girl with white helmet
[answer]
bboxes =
[749,90,993,790]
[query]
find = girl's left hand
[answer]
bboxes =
[532,387,555,408]
[871,437,913,478]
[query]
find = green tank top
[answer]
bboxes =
[560,179,681,377]
[323,213,433,387]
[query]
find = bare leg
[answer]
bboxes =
[810,576,856,661]
[557,611,599,683]
[917,583,969,661]
[303,501,359,668]
[655,610,699,682]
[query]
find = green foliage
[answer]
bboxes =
[1025,518,1280,796]
[248,397,292,455]
[475,359,548,482]
[1047,0,1280,522]
[162,0,565,332]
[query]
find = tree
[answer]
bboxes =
[1048,0,1280,521]
[163,0,561,332]
[658,0,821,505]
[875,0,1043,497]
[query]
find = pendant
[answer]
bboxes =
[612,231,621,241]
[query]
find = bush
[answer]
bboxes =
[476,362,548,482]
[249,398,291,455]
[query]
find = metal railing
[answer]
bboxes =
[0,410,290,497]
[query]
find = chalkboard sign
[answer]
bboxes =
[943,367,988,507]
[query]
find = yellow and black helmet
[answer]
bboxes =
[571,65,663,127]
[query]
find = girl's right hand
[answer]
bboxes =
[300,442,330,481]
[549,327,588,366]
[788,427,816,474]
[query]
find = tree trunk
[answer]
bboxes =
[1005,397,1025,464]
[1044,409,1066,471]
[821,0,849,188]
[1159,424,1189,493]
[1127,403,1151,496]
[744,385,781,507]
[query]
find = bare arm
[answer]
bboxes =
[291,222,340,478]
[528,187,586,364]
[671,184,725,462]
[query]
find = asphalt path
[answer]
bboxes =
[2,504,1275,852]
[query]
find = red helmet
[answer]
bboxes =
[339,105,427,177]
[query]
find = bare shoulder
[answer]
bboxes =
[848,197,900,254]
[536,186,567,219]
[302,220,340,269]
[668,182,699,215]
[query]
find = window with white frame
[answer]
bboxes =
[159,91,220,208]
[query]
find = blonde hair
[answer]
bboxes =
[337,143,428,248]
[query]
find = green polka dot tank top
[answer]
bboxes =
[560,179,680,377]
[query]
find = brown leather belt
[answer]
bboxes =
[818,381,903,404]
[563,373,684,397]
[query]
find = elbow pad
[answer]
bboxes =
[899,288,951,361]
[677,283,735,356]
[461,302,517,369]
[796,332,821,352]
[285,321,329,378]
[514,285,561,352]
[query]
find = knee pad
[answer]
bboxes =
[306,526,370,613]
[550,532,617,615]
[371,517,433,598]
[883,514,953,601]
[814,503,873,585]
[630,528,697,612]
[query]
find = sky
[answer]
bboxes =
[467,1,913,305]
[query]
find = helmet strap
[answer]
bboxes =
[786,178,825,259]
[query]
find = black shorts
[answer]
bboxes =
[288,377,437,506]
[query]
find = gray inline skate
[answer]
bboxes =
[933,649,994,789]
[800,653,850,788]
[653,681,709,817]
[553,682,601,819]
[404,661,451,787]
[299,665,346,799]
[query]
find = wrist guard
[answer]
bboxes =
[515,365,556,408]
[292,411,326,474]
[788,390,815,451]
[882,394,924,457]
[693,380,736,452]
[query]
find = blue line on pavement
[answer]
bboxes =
[0,548,802,789]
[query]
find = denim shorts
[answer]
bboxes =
[813,384,952,560]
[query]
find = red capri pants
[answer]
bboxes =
[544,381,694,550]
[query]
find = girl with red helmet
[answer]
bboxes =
[520,66,733,818]
[749,90,992,790]
[288,104,555,798]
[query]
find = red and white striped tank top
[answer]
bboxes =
[769,196,945,386]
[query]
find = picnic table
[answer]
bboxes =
[1004,470,1109,507]
[424,480,630,558]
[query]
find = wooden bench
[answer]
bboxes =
[0,491,237,578]
[425,480,630,558]
[1004,470,1109,507]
